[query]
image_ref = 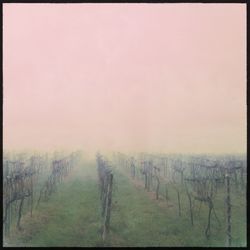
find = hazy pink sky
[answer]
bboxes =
[3,3,246,154]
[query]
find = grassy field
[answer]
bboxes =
[4,157,246,247]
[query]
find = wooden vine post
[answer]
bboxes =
[97,154,114,242]
[177,190,181,217]
[130,158,135,179]
[185,180,193,226]
[102,173,113,241]
[154,166,160,200]
[225,169,232,247]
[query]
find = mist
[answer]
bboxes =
[3,3,246,154]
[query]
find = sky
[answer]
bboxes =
[3,3,246,154]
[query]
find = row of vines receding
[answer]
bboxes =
[3,151,81,238]
[112,152,246,247]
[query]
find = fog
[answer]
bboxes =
[3,3,246,154]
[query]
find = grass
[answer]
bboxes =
[4,159,103,247]
[4,157,247,247]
